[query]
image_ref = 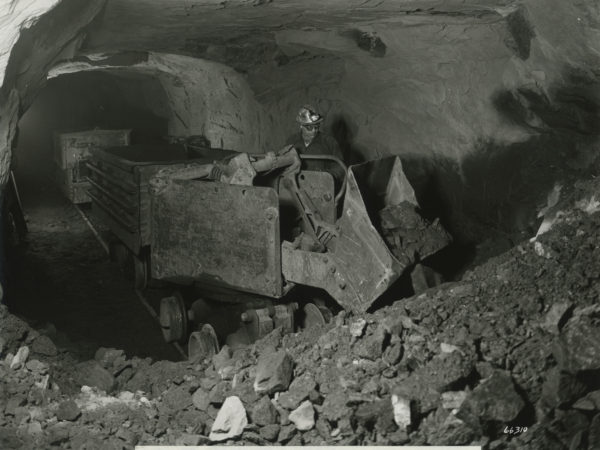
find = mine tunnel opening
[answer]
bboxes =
[5,69,181,362]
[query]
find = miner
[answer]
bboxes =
[281,104,345,185]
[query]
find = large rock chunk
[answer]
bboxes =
[379,202,451,263]
[56,400,81,422]
[254,351,293,395]
[9,346,29,369]
[539,367,588,409]
[73,361,116,393]
[192,388,210,411]
[541,302,573,335]
[421,409,477,446]
[353,399,396,434]
[259,424,280,442]
[251,396,278,426]
[573,390,600,411]
[209,396,248,442]
[94,347,128,374]
[353,327,388,360]
[288,400,315,431]
[31,335,58,356]
[553,314,600,373]
[321,389,352,422]
[163,385,193,413]
[277,373,317,410]
[457,371,524,427]
[391,395,412,431]
[589,413,600,448]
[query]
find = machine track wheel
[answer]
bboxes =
[188,324,219,362]
[301,302,332,329]
[159,292,188,343]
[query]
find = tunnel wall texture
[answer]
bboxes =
[47,52,274,152]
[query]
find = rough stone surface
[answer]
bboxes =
[209,396,248,442]
[572,390,600,411]
[56,400,81,422]
[458,371,524,427]
[441,391,468,410]
[259,424,280,442]
[25,359,48,374]
[163,385,193,413]
[349,319,367,338]
[277,373,317,410]
[174,433,204,446]
[251,396,278,426]
[589,413,600,448]
[31,335,58,356]
[391,395,411,431]
[73,361,116,393]
[192,388,210,411]
[9,346,29,369]
[254,351,294,395]
[541,302,573,335]
[553,314,600,373]
[539,367,588,409]
[277,424,296,444]
[288,400,315,431]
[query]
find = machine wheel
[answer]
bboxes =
[301,302,332,329]
[188,324,219,362]
[133,255,148,290]
[159,292,188,343]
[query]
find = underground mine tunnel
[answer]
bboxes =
[0,0,599,448]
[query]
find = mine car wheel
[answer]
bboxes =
[133,255,148,290]
[302,302,330,329]
[317,304,333,323]
[159,292,188,344]
[188,324,219,362]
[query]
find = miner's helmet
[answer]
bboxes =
[296,105,323,125]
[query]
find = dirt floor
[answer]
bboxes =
[1,173,599,449]
[4,180,179,362]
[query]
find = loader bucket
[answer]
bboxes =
[330,156,417,312]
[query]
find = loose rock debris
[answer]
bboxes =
[1,178,600,448]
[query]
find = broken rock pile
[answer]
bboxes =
[1,178,599,449]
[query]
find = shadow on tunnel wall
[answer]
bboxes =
[400,66,600,276]
[330,114,366,165]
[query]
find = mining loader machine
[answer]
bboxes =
[87,142,450,359]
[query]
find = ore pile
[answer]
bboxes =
[1,180,600,449]
[379,201,452,266]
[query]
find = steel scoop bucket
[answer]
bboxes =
[329,156,418,312]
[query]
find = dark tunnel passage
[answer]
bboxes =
[14,70,170,187]
[5,70,180,361]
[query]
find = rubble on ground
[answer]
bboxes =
[1,177,599,449]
